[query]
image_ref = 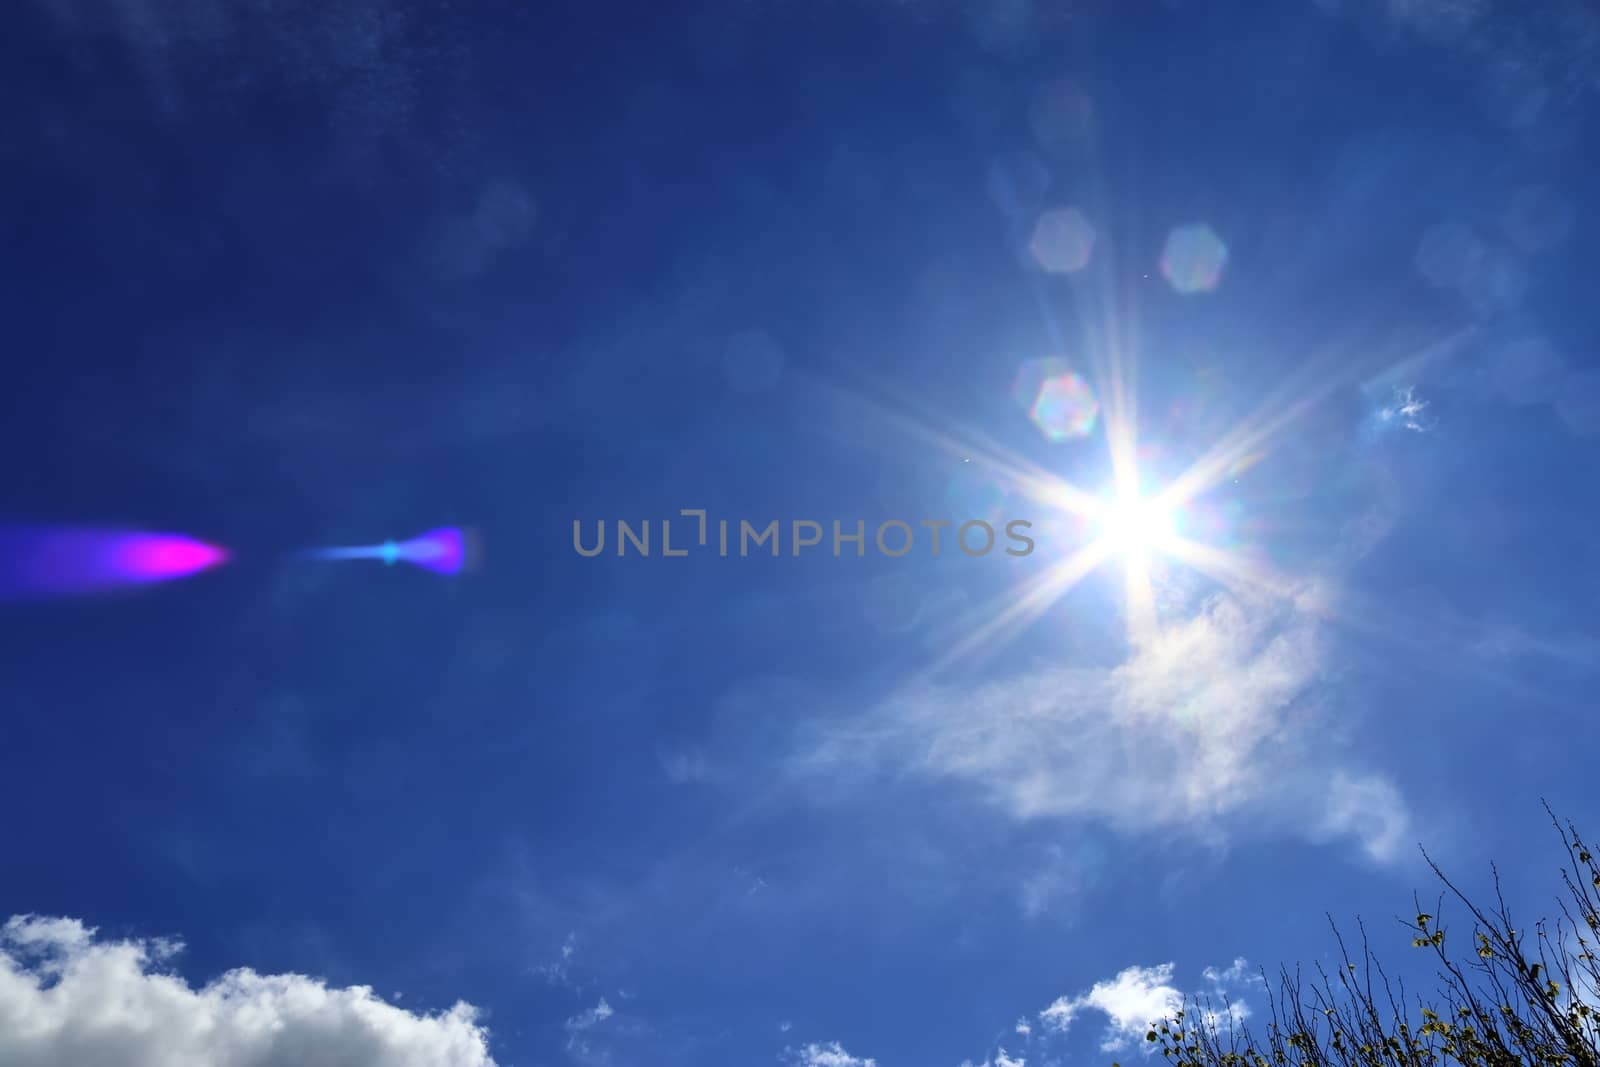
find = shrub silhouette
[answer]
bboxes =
[1124,805,1600,1067]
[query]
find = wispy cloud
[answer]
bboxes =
[561,994,663,1066]
[1201,958,1264,988]
[564,996,617,1061]
[1471,625,1600,670]
[0,914,495,1066]
[789,1041,877,1067]
[803,589,1409,863]
[1318,772,1412,863]
[566,997,614,1032]
[1378,385,1434,432]
[959,1051,1027,1067]
[535,931,579,987]
[660,748,711,785]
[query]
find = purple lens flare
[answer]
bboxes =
[301,527,480,576]
[0,524,231,602]
[397,527,472,575]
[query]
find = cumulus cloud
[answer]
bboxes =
[805,590,1409,862]
[956,959,1262,1066]
[0,914,496,1067]
[1036,959,1260,1053]
[1040,963,1184,1051]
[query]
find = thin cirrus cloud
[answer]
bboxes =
[566,997,614,1032]
[0,915,496,1067]
[565,996,616,1060]
[800,588,1412,864]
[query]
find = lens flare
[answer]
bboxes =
[1012,357,1099,440]
[302,527,482,575]
[0,524,230,602]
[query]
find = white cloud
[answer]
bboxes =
[955,959,1264,1066]
[566,997,614,1032]
[1318,772,1412,862]
[962,1051,1028,1067]
[1040,963,1184,1051]
[1378,385,1434,432]
[535,931,578,987]
[791,1040,877,1067]
[1019,845,1087,918]
[563,996,616,1060]
[806,590,1409,862]
[0,915,496,1067]
[1201,958,1263,988]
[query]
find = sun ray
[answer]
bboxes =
[796,319,1484,662]
[923,539,1114,678]
[1162,537,1301,602]
[805,373,1109,523]
[1120,549,1158,645]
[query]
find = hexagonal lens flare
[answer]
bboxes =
[1160,223,1229,294]
[1028,207,1096,273]
[1012,357,1099,441]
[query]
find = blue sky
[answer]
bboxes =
[2,1,1599,1065]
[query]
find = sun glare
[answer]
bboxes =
[1099,493,1178,558]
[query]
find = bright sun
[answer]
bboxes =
[1099,493,1179,558]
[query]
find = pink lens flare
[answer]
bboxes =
[0,524,231,602]
[397,527,470,574]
